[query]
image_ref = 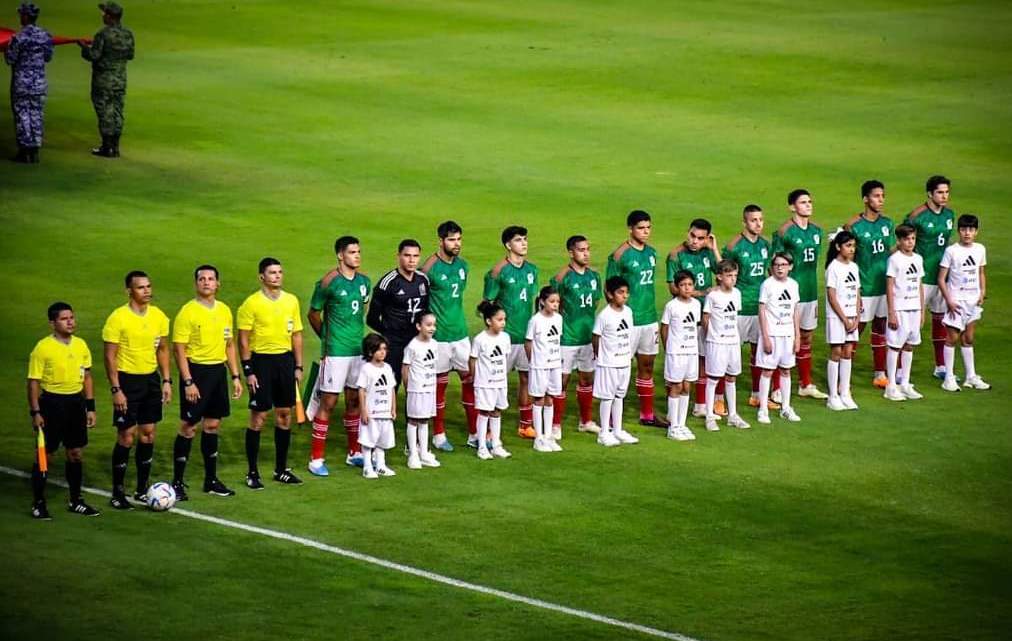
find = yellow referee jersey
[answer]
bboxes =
[173,299,234,365]
[102,304,170,374]
[236,290,302,355]
[27,335,92,394]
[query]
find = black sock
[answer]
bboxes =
[112,443,130,495]
[173,435,193,484]
[31,461,46,503]
[135,442,154,493]
[274,426,290,473]
[245,428,260,473]
[65,460,83,502]
[201,431,218,483]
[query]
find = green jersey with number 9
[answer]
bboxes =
[483,260,539,345]
[422,255,469,343]
[309,272,372,357]
[550,265,603,346]
[905,204,955,284]
[772,219,822,303]
[606,242,658,325]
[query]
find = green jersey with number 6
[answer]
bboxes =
[550,265,603,346]
[483,259,539,344]
[606,242,658,325]
[422,255,469,342]
[772,219,822,303]
[905,204,955,283]
[846,213,895,297]
[722,234,771,315]
[666,244,718,304]
[309,272,371,357]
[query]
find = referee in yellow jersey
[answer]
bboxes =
[102,270,171,510]
[171,265,243,500]
[237,257,304,489]
[28,302,99,519]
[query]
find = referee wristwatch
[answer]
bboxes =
[110,386,121,394]
[183,378,195,388]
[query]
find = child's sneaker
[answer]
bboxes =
[491,445,512,459]
[577,421,600,434]
[614,429,639,444]
[933,366,948,380]
[883,385,906,402]
[476,448,493,460]
[704,417,720,432]
[679,427,696,440]
[345,452,365,467]
[941,377,961,392]
[466,435,480,449]
[799,384,829,399]
[826,397,846,411]
[517,425,536,439]
[964,375,991,390]
[727,414,751,429]
[406,453,422,470]
[432,433,454,452]
[376,465,396,477]
[779,406,801,422]
[840,395,859,410]
[597,430,621,447]
[552,426,562,440]
[756,409,771,425]
[532,437,552,453]
[900,384,924,400]
[872,374,889,389]
[713,399,728,417]
[548,439,562,452]
[692,405,708,418]
[362,468,379,479]
[419,452,440,467]
[307,458,330,476]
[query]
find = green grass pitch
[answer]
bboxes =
[1,1,1010,640]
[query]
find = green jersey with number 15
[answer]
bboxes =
[772,219,822,303]
[606,242,658,326]
[550,265,602,346]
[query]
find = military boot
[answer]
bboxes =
[91,136,113,157]
[110,135,120,158]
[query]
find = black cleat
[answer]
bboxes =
[245,471,265,490]
[68,499,101,517]
[203,478,236,497]
[172,481,190,502]
[109,494,134,511]
[133,490,149,503]
[31,501,52,520]
[272,468,303,485]
[639,416,669,428]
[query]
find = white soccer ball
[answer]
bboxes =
[146,482,177,512]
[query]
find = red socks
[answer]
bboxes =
[636,377,655,420]
[797,341,813,387]
[433,373,449,435]
[932,314,946,366]
[519,403,534,427]
[461,379,478,435]
[310,416,328,460]
[552,392,566,427]
[871,317,887,373]
[344,414,360,455]
[576,383,594,424]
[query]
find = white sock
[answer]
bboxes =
[667,396,677,425]
[543,405,554,436]
[476,415,489,451]
[886,349,899,387]
[705,378,718,416]
[533,403,544,439]
[899,351,913,387]
[779,372,792,408]
[961,345,976,380]
[418,423,430,456]
[599,399,613,432]
[827,360,840,399]
[724,381,737,417]
[943,345,956,378]
[839,359,852,397]
[489,416,502,447]
[361,446,374,473]
[678,394,690,427]
[758,376,771,413]
[374,448,387,470]
[611,397,623,432]
[406,424,419,458]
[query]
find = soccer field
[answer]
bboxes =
[2,1,1011,640]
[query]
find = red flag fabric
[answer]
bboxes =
[1,26,88,50]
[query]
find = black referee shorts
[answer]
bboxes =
[180,362,230,425]
[248,351,295,411]
[39,391,88,451]
[114,371,163,429]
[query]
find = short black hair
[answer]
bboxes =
[626,210,651,227]
[398,238,421,253]
[957,214,979,229]
[124,270,148,288]
[743,204,762,216]
[477,300,504,322]
[501,226,527,246]
[894,224,916,240]
[689,218,712,233]
[788,189,810,206]
[605,275,629,294]
[861,179,885,198]
[926,175,950,193]
[194,264,219,280]
[437,220,462,239]
[335,235,359,255]
[361,333,388,361]
[47,301,72,321]
[671,269,694,286]
[258,257,280,274]
[566,235,587,251]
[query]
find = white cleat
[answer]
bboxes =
[883,386,907,402]
[826,397,847,411]
[941,377,961,392]
[727,414,751,429]
[679,426,696,440]
[798,384,829,400]
[577,421,600,434]
[597,430,621,447]
[757,409,771,425]
[840,395,859,410]
[779,406,801,422]
[491,445,512,459]
[376,465,396,477]
[692,405,708,418]
[419,452,441,467]
[614,429,639,444]
[362,468,379,480]
[900,385,923,400]
[704,417,720,432]
[963,376,991,390]
[406,454,422,470]
[476,448,493,460]
[549,439,562,452]
[532,437,553,453]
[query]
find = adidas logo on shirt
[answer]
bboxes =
[778,290,792,301]
[906,264,919,275]
[491,345,504,358]
[684,311,696,323]
[547,325,560,337]
[377,374,389,387]
[724,301,737,313]
[617,319,629,331]
[844,272,857,283]
[963,255,977,267]
[423,350,435,361]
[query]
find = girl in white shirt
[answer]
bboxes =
[402,312,441,469]
[525,287,564,452]
[470,301,512,460]
[356,334,398,479]
[824,230,862,411]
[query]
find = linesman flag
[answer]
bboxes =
[36,428,47,474]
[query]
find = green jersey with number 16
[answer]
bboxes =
[846,213,895,297]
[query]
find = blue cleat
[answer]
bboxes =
[307,459,330,477]
[434,438,454,453]
[345,452,364,468]
[933,367,960,383]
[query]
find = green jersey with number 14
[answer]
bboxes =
[772,219,822,303]
[423,255,469,342]
[483,259,539,344]
[550,265,602,346]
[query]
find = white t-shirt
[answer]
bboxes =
[592,304,634,367]
[470,330,511,389]
[940,243,987,302]
[886,252,924,312]
[525,312,563,369]
[355,361,396,419]
[703,288,742,345]
[402,337,438,393]
[660,297,701,356]
[825,260,860,317]
[758,276,800,338]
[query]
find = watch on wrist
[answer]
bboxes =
[30,409,41,417]
[183,378,194,388]
[162,379,173,386]
[110,386,121,394]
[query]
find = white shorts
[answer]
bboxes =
[704,342,742,377]
[507,343,530,372]
[593,365,630,400]
[406,390,437,419]
[886,310,923,348]
[437,337,470,373]
[860,295,887,322]
[798,301,818,331]
[664,353,699,383]
[319,356,363,393]
[942,301,982,332]
[358,417,395,449]
[756,336,796,370]
[737,316,759,344]
[561,344,595,374]
[475,386,509,412]
[528,367,562,397]
[629,322,659,356]
[826,314,859,344]
[924,285,948,315]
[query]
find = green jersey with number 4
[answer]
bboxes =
[483,260,539,344]
[722,234,771,315]
[550,265,602,346]
[772,219,822,303]
[423,255,469,342]
[309,272,371,357]
[906,204,955,283]
[606,242,658,326]
[847,213,895,297]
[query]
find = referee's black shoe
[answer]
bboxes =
[68,499,101,517]
[109,494,134,511]
[245,471,265,490]
[203,478,236,497]
[31,500,52,520]
[172,480,190,502]
[273,468,303,485]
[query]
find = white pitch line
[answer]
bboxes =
[1,464,702,641]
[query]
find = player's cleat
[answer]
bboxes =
[799,384,829,400]
[597,430,621,447]
[203,478,236,497]
[748,396,781,410]
[964,376,991,390]
[133,490,148,503]
[375,465,396,477]
[433,436,454,452]
[757,409,771,425]
[491,445,512,459]
[307,458,330,477]
[826,397,847,411]
[779,406,802,422]
[614,429,640,444]
[345,452,365,467]
[577,421,600,434]
[713,399,728,417]
[900,385,924,400]
[533,437,553,453]
[517,425,537,439]
[67,499,100,516]
[704,417,720,432]
[639,415,668,428]
[272,468,303,485]
[680,427,697,440]
[476,448,493,460]
[552,426,562,440]
[840,395,858,410]
[31,501,52,520]
[548,439,563,452]
[466,435,480,449]
[771,388,783,405]
[109,494,133,510]
[872,375,889,389]
[245,471,265,490]
[419,452,441,467]
[941,377,961,392]
[883,386,907,402]
[171,481,189,502]
[406,453,422,469]
[692,405,708,418]
[727,414,751,429]
[933,366,948,381]
[363,468,379,479]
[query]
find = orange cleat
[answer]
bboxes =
[713,399,728,417]
[872,375,889,389]
[747,396,781,410]
[517,425,537,439]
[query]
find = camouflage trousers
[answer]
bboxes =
[91,87,125,137]
[11,93,45,147]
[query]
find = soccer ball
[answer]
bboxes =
[146,482,177,512]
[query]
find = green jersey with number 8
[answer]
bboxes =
[772,220,822,303]
[666,244,718,304]
[483,260,539,345]
[606,242,658,325]
[423,255,469,343]
[550,265,603,346]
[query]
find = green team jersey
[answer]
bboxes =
[906,204,955,283]
[847,213,895,297]
[772,219,823,303]
[722,234,771,315]
[309,272,371,357]
[666,244,718,304]
[422,255,469,342]
[550,265,603,346]
[606,242,658,325]
[483,259,539,344]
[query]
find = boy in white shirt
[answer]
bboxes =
[756,252,802,424]
[470,301,513,459]
[592,276,639,446]
[883,225,925,401]
[660,270,700,441]
[703,260,750,431]
[525,287,564,452]
[824,230,862,411]
[356,334,397,479]
[938,214,989,391]
[401,312,441,469]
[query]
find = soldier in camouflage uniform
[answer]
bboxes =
[78,2,133,157]
[4,3,53,164]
